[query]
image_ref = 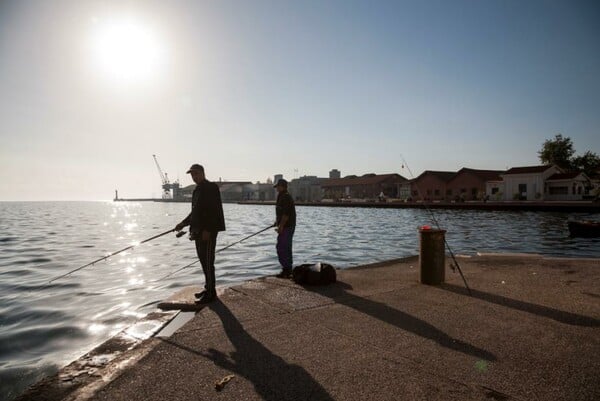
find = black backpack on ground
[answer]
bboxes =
[292,263,337,285]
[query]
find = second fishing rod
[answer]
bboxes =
[159,223,276,281]
[400,155,472,296]
[48,223,274,285]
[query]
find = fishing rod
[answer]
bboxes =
[159,223,276,281]
[400,155,472,296]
[48,228,186,284]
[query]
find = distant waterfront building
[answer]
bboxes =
[496,165,591,201]
[409,171,455,201]
[178,166,594,204]
[322,173,407,200]
[498,165,560,201]
[243,182,277,201]
[329,169,341,179]
[545,172,591,200]
[288,175,325,202]
[446,168,504,201]
[182,176,281,202]
[216,181,253,202]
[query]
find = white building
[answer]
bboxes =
[486,165,592,201]
[545,172,591,201]
[501,165,561,200]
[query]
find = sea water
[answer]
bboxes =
[0,201,598,400]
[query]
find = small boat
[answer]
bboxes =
[568,220,600,238]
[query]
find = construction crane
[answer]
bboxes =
[152,154,180,199]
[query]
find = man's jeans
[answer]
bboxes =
[276,226,295,270]
[194,232,218,294]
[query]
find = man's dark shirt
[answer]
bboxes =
[276,191,296,228]
[181,180,226,233]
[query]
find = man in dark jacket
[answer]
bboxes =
[175,164,225,303]
[274,178,296,278]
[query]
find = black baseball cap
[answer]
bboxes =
[186,164,204,173]
[273,178,288,188]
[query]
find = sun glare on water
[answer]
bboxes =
[89,16,166,86]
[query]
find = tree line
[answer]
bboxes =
[538,134,600,177]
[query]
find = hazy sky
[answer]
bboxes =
[1,0,598,200]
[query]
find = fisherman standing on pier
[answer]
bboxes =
[175,164,225,304]
[274,178,296,278]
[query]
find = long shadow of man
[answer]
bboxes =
[203,300,335,401]
[308,281,497,362]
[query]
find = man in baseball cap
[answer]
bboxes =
[273,178,296,278]
[186,164,204,174]
[273,178,288,188]
[175,163,226,304]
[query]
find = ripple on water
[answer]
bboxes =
[0,269,34,277]
[12,257,53,265]
[0,281,81,294]
[0,325,87,360]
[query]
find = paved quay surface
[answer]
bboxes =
[20,254,600,401]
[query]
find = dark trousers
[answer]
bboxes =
[276,226,294,270]
[194,232,218,294]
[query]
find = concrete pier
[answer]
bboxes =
[16,254,600,401]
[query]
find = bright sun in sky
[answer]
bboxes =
[89,16,166,86]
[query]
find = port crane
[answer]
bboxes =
[153,154,180,199]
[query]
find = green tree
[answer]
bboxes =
[572,151,600,177]
[538,134,575,170]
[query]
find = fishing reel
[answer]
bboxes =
[175,231,187,238]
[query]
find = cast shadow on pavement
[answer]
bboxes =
[307,281,497,362]
[439,283,600,327]
[161,300,335,401]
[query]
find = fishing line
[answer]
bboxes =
[47,228,184,284]
[400,154,472,295]
[158,223,276,281]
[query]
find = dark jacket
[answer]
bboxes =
[180,180,226,233]
[276,191,296,228]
